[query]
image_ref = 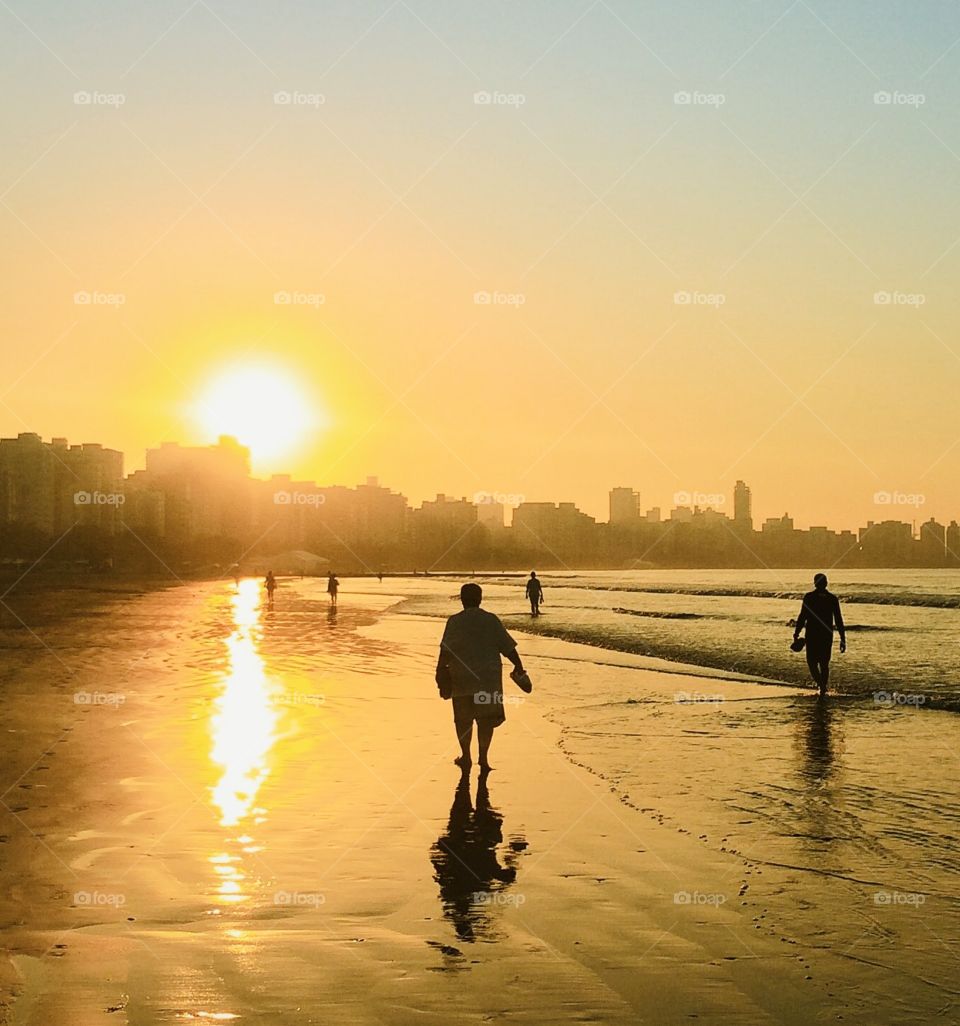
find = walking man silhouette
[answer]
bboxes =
[436,583,529,772]
[525,571,543,616]
[793,573,846,697]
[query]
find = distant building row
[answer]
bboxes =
[1,433,958,569]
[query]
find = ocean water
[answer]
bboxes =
[390,569,960,707]
[353,571,960,1012]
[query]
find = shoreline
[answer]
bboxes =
[0,579,955,1024]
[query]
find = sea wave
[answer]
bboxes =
[542,582,960,609]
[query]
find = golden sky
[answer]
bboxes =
[3,1,960,526]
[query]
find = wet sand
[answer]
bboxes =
[0,578,952,1023]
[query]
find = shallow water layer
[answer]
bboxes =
[400,569,960,704]
[2,575,958,1024]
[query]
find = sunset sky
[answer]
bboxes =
[3,1,960,526]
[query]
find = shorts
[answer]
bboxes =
[806,635,833,661]
[452,691,506,728]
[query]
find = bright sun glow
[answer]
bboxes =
[194,364,320,464]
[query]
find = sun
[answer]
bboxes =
[193,363,322,467]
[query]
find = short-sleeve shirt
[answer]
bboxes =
[440,607,517,698]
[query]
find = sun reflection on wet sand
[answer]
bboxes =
[209,579,278,903]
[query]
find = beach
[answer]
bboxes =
[1,576,957,1024]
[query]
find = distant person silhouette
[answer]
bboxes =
[793,573,846,697]
[327,571,339,607]
[264,570,277,608]
[525,571,543,616]
[429,769,525,943]
[436,583,529,771]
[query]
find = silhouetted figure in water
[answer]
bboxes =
[793,573,846,697]
[429,769,525,942]
[264,570,277,608]
[327,571,339,607]
[525,571,543,616]
[436,583,528,771]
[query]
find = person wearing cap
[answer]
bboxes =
[436,583,531,771]
[793,573,846,697]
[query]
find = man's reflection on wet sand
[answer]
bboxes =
[800,697,839,788]
[792,697,848,857]
[430,770,527,942]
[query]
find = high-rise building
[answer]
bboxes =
[609,487,641,525]
[734,480,752,530]
[0,433,123,537]
[140,436,252,543]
